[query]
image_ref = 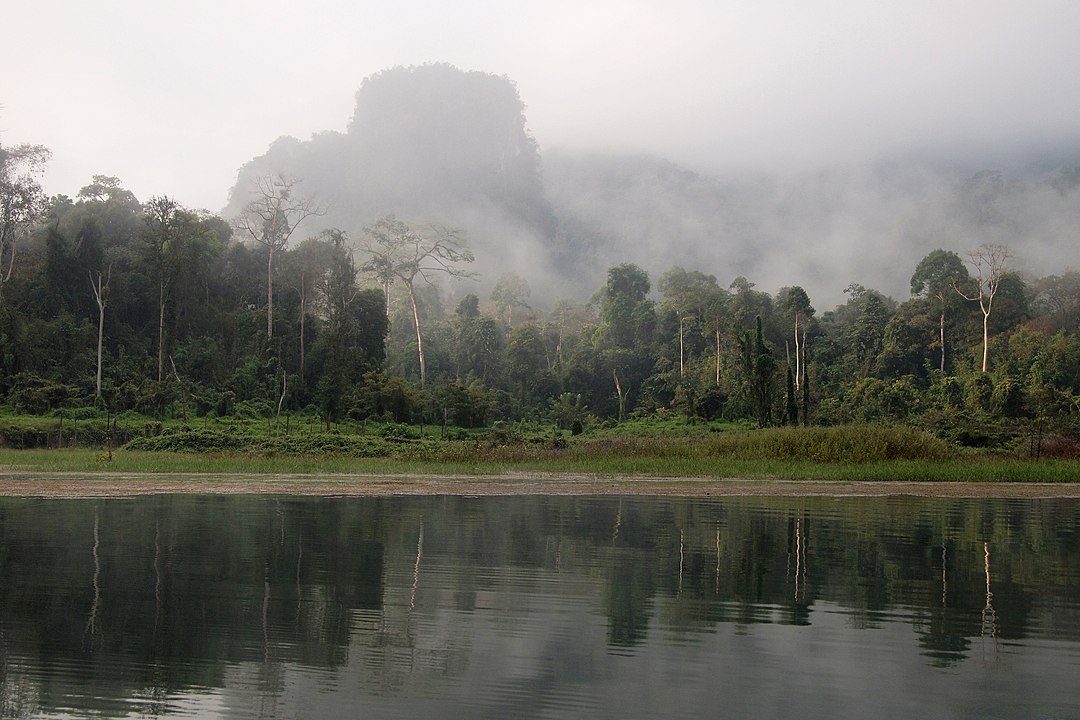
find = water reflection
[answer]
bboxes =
[0,494,1077,718]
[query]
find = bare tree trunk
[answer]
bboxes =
[715,330,721,386]
[939,309,946,374]
[299,273,306,379]
[267,249,275,339]
[407,281,426,385]
[678,314,685,377]
[89,268,110,399]
[981,311,990,373]
[96,302,105,396]
[801,325,808,395]
[157,279,165,382]
[793,313,801,391]
[276,372,287,423]
[613,369,626,422]
[3,235,16,282]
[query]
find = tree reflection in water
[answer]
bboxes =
[0,494,1074,718]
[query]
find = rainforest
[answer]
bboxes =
[1,66,1079,468]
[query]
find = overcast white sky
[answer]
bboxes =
[3,0,1080,211]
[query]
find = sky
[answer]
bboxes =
[3,1,1080,212]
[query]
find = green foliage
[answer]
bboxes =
[2,148,1080,443]
[704,424,955,463]
[548,392,590,430]
[6,374,82,414]
[124,428,396,456]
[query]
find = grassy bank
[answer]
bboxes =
[1,424,1077,483]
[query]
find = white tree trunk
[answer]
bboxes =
[158,280,166,382]
[715,330,721,386]
[267,249,275,339]
[407,281,426,385]
[939,309,946,374]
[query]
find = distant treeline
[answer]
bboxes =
[2,127,1080,444]
[1,151,1079,445]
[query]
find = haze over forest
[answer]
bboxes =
[5,2,1080,308]
[223,63,1080,307]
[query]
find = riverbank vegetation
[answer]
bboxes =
[3,129,1080,468]
[1,419,1078,483]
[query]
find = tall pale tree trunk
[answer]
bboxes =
[406,280,427,385]
[267,249,275,339]
[981,312,990,373]
[678,314,685,377]
[299,270,306,379]
[939,309,946,374]
[793,313,802,391]
[89,268,110,399]
[157,279,166,382]
[613,369,627,422]
[715,330,721,386]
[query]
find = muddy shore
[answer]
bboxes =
[1,472,1078,498]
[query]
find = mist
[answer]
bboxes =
[221,62,1080,311]
[5,2,1080,309]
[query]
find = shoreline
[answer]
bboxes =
[1,471,1079,498]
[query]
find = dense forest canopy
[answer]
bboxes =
[2,64,1079,441]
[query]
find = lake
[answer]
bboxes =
[0,493,1077,718]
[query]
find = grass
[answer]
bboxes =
[1,422,1078,483]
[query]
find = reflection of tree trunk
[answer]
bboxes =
[613,501,622,544]
[941,545,947,608]
[154,520,162,633]
[678,528,684,597]
[981,542,997,641]
[794,517,800,602]
[296,535,303,620]
[794,516,806,603]
[715,524,721,595]
[409,520,424,611]
[85,510,100,643]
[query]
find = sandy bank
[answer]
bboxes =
[1,472,1078,498]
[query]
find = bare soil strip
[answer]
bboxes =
[0,472,1078,498]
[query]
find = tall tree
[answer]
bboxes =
[910,249,969,373]
[596,264,656,420]
[89,265,111,399]
[490,271,531,330]
[700,287,732,387]
[0,143,51,304]
[361,215,475,386]
[778,286,814,391]
[142,199,221,382]
[956,244,1010,373]
[312,229,389,425]
[849,287,892,378]
[142,196,182,382]
[285,236,335,383]
[233,174,323,340]
[658,267,718,377]
[740,315,776,427]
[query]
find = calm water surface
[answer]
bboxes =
[0,493,1078,719]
